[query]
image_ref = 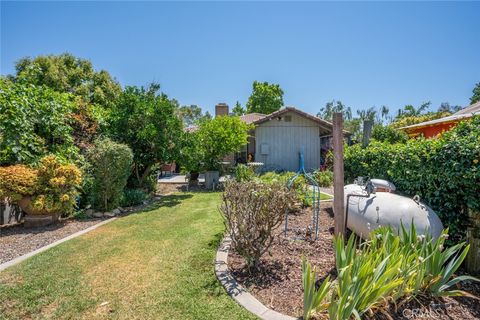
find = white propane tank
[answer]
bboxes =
[344,183,444,239]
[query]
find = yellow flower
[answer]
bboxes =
[60,194,70,202]
[474,159,479,164]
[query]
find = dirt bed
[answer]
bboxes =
[228,202,480,319]
[0,218,109,264]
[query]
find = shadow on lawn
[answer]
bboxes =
[137,194,194,213]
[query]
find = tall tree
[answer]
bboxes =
[470,82,480,104]
[177,105,209,127]
[317,100,352,121]
[356,107,377,122]
[13,53,121,109]
[107,83,183,189]
[232,101,246,116]
[246,81,284,114]
[438,102,462,113]
[397,101,431,118]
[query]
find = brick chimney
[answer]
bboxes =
[215,103,229,117]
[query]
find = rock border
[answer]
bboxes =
[0,218,116,272]
[215,236,298,320]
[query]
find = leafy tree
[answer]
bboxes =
[396,101,431,118]
[390,111,451,129]
[107,83,183,189]
[438,102,462,113]
[197,116,252,170]
[12,53,121,109]
[356,106,377,122]
[246,81,284,114]
[0,78,78,165]
[177,105,209,127]
[317,100,352,121]
[232,101,246,116]
[178,132,204,173]
[470,82,480,104]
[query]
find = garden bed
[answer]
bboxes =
[0,218,109,264]
[228,202,480,319]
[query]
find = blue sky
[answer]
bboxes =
[1,1,479,116]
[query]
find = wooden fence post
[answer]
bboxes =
[333,113,345,237]
[362,120,373,148]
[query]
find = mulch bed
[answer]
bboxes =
[228,202,480,319]
[0,218,108,264]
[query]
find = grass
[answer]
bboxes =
[0,193,256,320]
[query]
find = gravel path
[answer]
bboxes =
[0,218,109,264]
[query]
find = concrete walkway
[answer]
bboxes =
[158,174,228,184]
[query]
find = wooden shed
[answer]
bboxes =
[247,107,336,172]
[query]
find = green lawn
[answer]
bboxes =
[320,192,333,200]
[0,193,256,320]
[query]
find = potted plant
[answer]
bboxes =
[0,156,82,227]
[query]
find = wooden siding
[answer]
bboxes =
[254,111,321,172]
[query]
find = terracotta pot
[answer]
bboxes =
[18,196,60,221]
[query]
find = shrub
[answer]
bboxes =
[31,155,82,215]
[0,78,79,165]
[121,188,148,207]
[258,171,312,207]
[312,170,333,187]
[302,226,478,320]
[344,117,480,241]
[87,138,133,211]
[233,164,256,182]
[0,165,38,202]
[371,124,408,144]
[220,180,295,269]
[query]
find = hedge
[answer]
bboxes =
[344,117,480,241]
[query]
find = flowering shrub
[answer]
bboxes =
[0,165,38,201]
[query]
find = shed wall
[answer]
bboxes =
[254,112,321,171]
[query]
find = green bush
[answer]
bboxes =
[121,188,148,207]
[312,170,333,187]
[0,78,78,165]
[258,171,312,207]
[87,138,133,211]
[234,164,256,182]
[344,117,480,241]
[371,124,408,144]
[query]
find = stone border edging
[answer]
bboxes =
[0,218,117,272]
[215,236,298,320]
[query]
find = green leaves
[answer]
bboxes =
[246,81,284,114]
[0,78,78,165]
[196,116,252,171]
[303,226,479,319]
[302,257,331,320]
[345,116,480,242]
